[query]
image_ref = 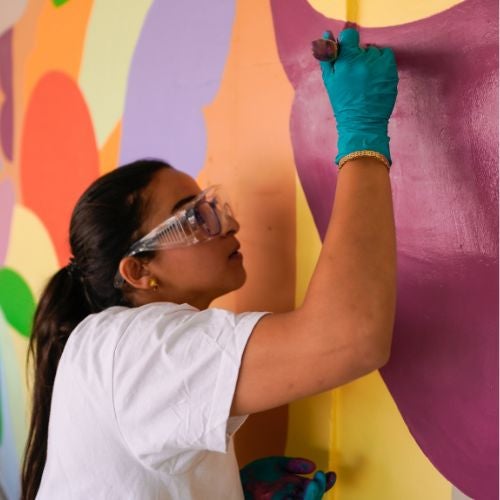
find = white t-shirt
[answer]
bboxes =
[36,302,268,499]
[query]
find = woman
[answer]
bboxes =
[21,27,398,499]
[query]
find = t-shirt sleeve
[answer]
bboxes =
[112,304,268,469]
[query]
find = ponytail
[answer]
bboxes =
[21,266,90,500]
[20,159,171,500]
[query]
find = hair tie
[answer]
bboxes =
[66,257,81,277]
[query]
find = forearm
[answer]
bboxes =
[302,157,397,362]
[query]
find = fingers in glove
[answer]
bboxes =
[285,457,317,475]
[338,28,362,59]
[312,30,338,76]
[325,471,337,491]
[303,475,325,500]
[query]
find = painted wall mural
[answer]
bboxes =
[270,0,498,498]
[0,1,497,499]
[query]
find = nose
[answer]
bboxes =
[222,204,240,235]
[224,214,240,235]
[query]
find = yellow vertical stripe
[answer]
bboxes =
[346,0,359,24]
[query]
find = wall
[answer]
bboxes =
[271,0,498,498]
[0,1,497,499]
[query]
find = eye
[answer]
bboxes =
[223,202,233,217]
[196,201,221,236]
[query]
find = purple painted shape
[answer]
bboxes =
[270,0,499,498]
[0,30,13,161]
[120,0,235,177]
[0,178,15,266]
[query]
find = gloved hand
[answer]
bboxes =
[317,28,399,165]
[240,456,336,499]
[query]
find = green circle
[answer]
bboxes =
[0,267,36,337]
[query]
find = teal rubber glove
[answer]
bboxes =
[240,456,336,499]
[318,28,399,165]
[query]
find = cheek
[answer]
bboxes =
[158,247,227,283]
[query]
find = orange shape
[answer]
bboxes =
[99,120,122,175]
[20,71,99,265]
[200,0,295,467]
[19,0,92,107]
[12,0,93,172]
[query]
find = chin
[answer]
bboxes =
[231,266,247,291]
[221,265,247,296]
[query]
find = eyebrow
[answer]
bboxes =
[170,194,197,214]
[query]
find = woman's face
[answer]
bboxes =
[129,167,246,309]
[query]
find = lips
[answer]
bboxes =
[228,244,241,258]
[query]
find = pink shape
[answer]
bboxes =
[20,72,100,265]
[270,0,498,498]
[0,29,13,161]
[0,178,15,265]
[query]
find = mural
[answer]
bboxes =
[0,1,497,499]
[270,0,498,498]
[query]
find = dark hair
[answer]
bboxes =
[21,159,171,500]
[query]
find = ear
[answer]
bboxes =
[118,256,151,290]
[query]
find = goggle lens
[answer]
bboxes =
[195,201,221,236]
[113,186,235,289]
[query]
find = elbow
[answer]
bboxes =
[357,333,393,373]
[373,343,392,369]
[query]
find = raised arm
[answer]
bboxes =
[231,28,399,416]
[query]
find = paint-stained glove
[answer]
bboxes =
[240,456,336,499]
[318,28,399,165]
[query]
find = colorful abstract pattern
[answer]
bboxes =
[270,0,498,498]
[0,0,497,499]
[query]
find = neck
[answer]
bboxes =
[131,289,214,311]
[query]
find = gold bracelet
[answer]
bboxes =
[338,150,391,171]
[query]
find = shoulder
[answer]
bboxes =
[62,303,205,370]
[71,302,197,337]
[116,301,267,334]
[117,303,268,351]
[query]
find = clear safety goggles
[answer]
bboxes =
[114,185,235,288]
